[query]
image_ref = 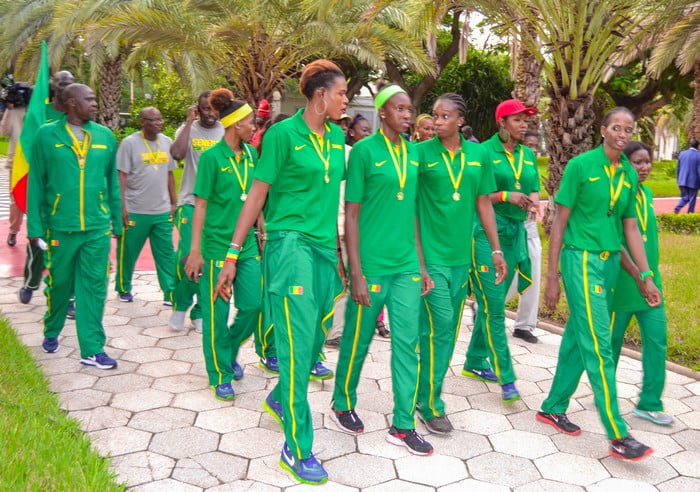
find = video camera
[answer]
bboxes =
[1,81,32,108]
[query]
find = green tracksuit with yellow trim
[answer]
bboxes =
[541,145,638,440]
[415,135,495,419]
[27,119,121,358]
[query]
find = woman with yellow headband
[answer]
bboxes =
[331,80,433,456]
[413,113,435,142]
[184,89,261,403]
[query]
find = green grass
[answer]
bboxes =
[527,231,700,371]
[0,318,124,491]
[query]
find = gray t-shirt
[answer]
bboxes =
[175,120,225,206]
[117,131,177,214]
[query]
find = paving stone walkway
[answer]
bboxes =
[1,272,699,491]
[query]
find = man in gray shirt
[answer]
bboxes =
[115,107,177,303]
[168,92,224,332]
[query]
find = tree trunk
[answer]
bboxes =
[542,90,596,232]
[98,54,122,130]
[512,22,542,132]
[689,58,700,141]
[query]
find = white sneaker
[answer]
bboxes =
[192,318,203,333]
[169,310,186,332]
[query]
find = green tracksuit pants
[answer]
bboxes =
[115,212,175,302]
[23,240,45,290]
[334,271,421,429]
[542,248,627,440]
[418,264,470,419]
[611,306,667,412]
[266,231,341,460]
[43,229,111,358]
[200,257,262,386]
[464,231,523,385]
[172,205,201,320]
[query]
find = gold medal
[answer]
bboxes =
[642,233,647,242]
[514,181,521,190]
[452,192,461,201]
[324,174,330,184]
[229,150,250,200]
[240,193,248,202]
[397,191,404,201]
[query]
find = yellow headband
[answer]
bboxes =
[415,114,432,125]
[221,103,253,128]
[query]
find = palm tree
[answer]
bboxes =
[477,0,682,228]
[511,21,543,132]
[648,4,700,141]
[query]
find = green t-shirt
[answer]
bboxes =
[345,130,419,276]
[417,135,496,266]
[611,184,663,311]
[482,133,540,221]
[194,140,258,261]
[555,145,638,252]
[254,109,346,249]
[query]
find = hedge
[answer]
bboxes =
[656,213,700,235]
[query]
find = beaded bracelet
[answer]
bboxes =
[225,247,240,264]
[500,191,509,203]
[639,270,654,281]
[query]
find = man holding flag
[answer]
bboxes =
[11,51,74,304]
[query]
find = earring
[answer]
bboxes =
[314,98,328,116]
[498,128,510,143]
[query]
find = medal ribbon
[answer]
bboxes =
[228,147,249,194]
[440,150,465,194]
[504,146,524,183]
[141,133,160,164]
[380,129,408,194]
[635,187,648,236]
[603,164,625,213]
[65,124,91,168]
[308,125,331,180]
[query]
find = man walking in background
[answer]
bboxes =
[674,139,700,213]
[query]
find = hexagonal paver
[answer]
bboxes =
[666,451,700,478]
[363,480,433,492]
[672,429,700,452]
[71,406,131,431]
[601,456,679,484]
[324,453,396,488]
[396,454,467,486]
[467,451,541,488]
[110,451,175,487]
[59,388,112,411]
[565,410,606,435]
[677,410,700,429]
[172,347,202,363]
[110,334,159,350]
[171,388,236,412]
[152,374,208,393]
[549,431,609,459]
[357,429,416,460]
[120,347,174,364]
[621,429,683,458]
[191,451,248,483]
[38,356,84,376]
[657,476,700,491]
[490,429,557,459]
[535,452,609,486]
[451,409,512,435]
[92,373,153,393]
[49,372,98,392]
[111,388,173,412]
[468,392,527,415]
[136,359,191,378]
[171,457,222,488]
[588,478,659,491]
[442,374,490,397]
[245,453,297,488]
[156,335,202,350]
[89,426,152,456]
[129,478,201,491]
[150,426,219,459]
[128,407,197,433]
[308,428,357,461]
[220,427,283,459]
[514,480,584,492]
[440,479,510,491]
[195,406,261,433]
[426,429,492,460]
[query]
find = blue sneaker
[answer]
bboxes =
[213,382,235,401]
[462,367,498,383]
[80,352,118,370]
[66,302,75,320]
[309,361,334,380]
[118,292,134,302]
[279,443,328,485]
[263,391,284,429]
[501,382,521,402]
[232,361,244,381]
[42,337,59,353]
[259,356,279,374]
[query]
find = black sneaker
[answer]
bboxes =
[386,426,433,456]
[513,328,538,343]
[419,414,453,434]
[18,287,33,304]
[610,435,654,461]
[536,412,581,435]
[330,408,364,435]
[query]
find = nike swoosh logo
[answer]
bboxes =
[427,162,439,168]
[412,276,421,282]
[375,160,386,167]
[493,159,501,164]
[221,167,229,172]
[589,177,600,182]
[283,447,296,466]
[294,145,306,151]
[55,143,65,148]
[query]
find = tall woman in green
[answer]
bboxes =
[330,82,433,456]
[416,93,506,434]
[541,107,660,461]
[463,99,539,403]
[216,60,348,485]
[184,89,260,402]
[610,141,673,426]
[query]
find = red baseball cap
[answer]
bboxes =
[257,99,271,117]
[495,99,537,122]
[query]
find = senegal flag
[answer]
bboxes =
[11,40,50,213]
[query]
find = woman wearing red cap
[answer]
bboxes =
[250,99,271,151]
[462,99,539,403]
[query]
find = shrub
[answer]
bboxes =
[656,213,700,235]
